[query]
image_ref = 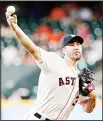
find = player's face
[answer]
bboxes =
[63,41,82,61]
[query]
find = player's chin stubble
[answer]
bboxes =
[73,54,81,60]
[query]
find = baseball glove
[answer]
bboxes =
[79,68,96,96]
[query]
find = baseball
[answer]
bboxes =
[6,6,15,15]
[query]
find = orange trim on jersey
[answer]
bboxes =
[55,81,76,120]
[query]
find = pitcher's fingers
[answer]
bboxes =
[13,14,17,19]
[5,12,11,18]
[7,16,15,22]
[9,20,15,23]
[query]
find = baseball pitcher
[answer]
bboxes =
[5,11,96,120]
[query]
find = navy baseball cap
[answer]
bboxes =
[61,34,84,48]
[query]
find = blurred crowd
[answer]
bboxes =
[1,2,102,100]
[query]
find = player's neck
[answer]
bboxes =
[64,56,77,68]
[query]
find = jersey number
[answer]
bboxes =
[72,95,79,106]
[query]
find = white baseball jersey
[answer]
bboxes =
[31,48,88,120]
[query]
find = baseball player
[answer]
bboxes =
[6,12,96,120]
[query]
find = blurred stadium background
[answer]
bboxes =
[1,1,102,120]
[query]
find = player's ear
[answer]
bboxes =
[62,47,66,54]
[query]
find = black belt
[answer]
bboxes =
[34,113,52,121]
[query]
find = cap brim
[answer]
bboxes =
[69,36,84,44]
